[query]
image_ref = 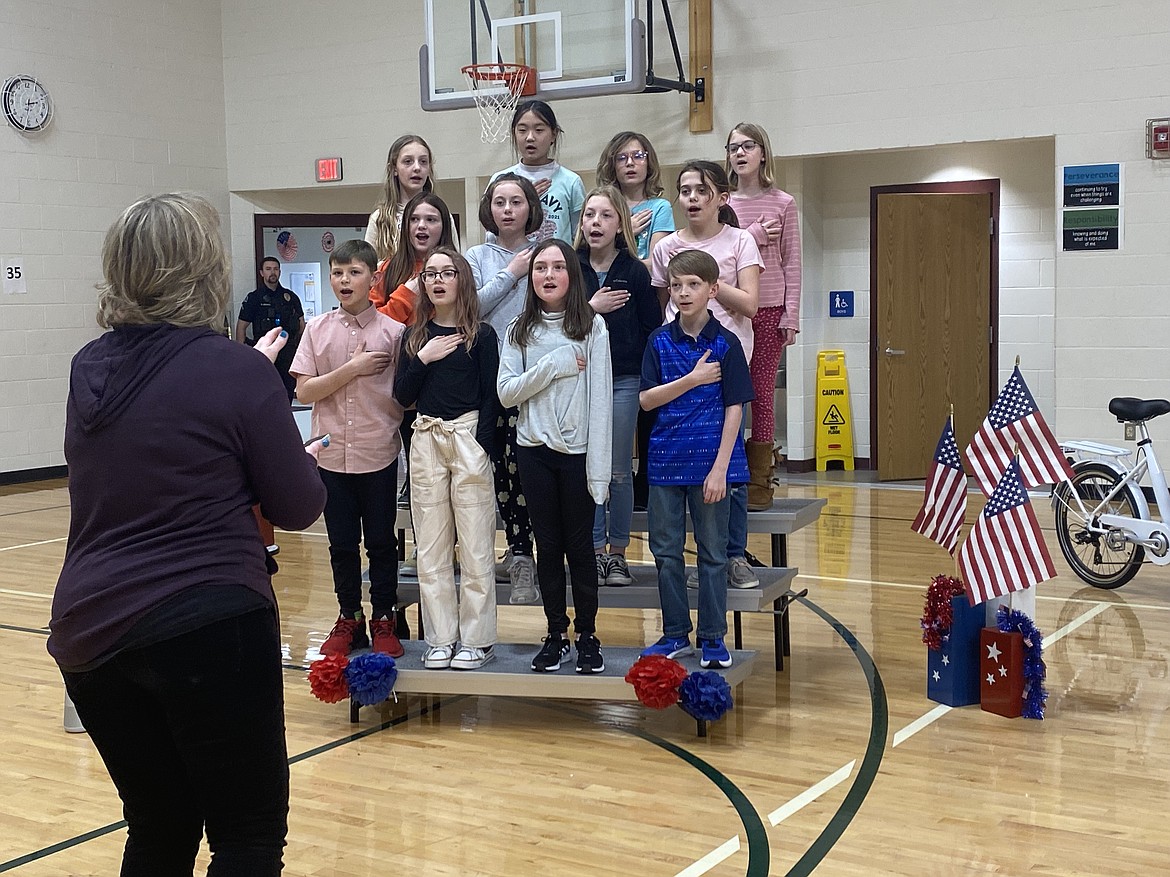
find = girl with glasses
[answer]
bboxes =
[725,122,802,510]
[596,131,675,270]
[371,190,457,528]
[394,248,501,669]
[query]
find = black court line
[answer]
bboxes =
[0,694,464,872]
[0,503,69,519]
[0,623,49,636]
[782,595,887,876]
[546,700,770,876]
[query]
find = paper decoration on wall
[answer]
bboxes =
[276,231,299,261]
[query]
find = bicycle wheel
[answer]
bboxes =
[1052,462,1145,588]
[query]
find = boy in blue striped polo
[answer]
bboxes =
[638,250,754,668]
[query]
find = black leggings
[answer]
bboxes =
[516,444,598,635]
[492,407,534,556]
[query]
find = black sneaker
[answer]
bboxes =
[531,634,571,672]
[575,634,605,674]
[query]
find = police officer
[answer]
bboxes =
[236,256,306,401]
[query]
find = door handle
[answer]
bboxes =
[884,347,906,356]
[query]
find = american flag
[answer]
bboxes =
[276,230,298,261]
[958,458,1056,605]
[964,366,1074,496]
[911,415,967,554]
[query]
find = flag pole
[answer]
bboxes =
[952,403,961,582]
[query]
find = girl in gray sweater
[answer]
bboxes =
[497,239,613,674]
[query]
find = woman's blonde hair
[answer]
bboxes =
[725,122,775,190]
[97,193,229,330]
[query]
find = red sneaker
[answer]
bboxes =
[321,612,368,656]
[370,614,405,658]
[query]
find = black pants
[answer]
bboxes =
[319,463,399,617]
[61,608,288,876]
[516,444,598,635]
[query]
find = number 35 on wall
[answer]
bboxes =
[3,259,27,295]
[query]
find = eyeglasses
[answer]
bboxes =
[725,140,760,154]
[420,268,458,283]
[616,150,648,164]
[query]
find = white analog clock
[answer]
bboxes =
[3,75,53,133]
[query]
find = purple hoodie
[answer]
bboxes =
[48,324,326,669]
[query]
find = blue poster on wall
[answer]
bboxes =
[1062,163,1120,207]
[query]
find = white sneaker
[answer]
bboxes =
[509,554,540,604]
[423,644,455,669]
[450,645,495,670]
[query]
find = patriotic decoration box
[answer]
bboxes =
[980,626,1025,718]
[927,595,984,707]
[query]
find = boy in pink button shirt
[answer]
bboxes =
[291,239,406,658]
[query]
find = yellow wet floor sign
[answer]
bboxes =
[816,350,854,470]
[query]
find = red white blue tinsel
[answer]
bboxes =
[996,606,1047,720]
[344,652,398,706]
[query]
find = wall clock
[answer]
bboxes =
[3,75,53,133]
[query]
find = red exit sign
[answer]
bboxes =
[315,157,343,182]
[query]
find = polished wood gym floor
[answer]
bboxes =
[2,474,1167,875]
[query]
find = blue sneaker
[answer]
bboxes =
[641,635,692,659]
[699,637,732,669]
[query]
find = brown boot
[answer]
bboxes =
[746,440,774,511]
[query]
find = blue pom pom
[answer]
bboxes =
[344,652,398,706]
[678,671,733,722]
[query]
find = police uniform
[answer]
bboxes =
[238,284,305,401]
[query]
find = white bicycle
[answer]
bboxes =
[1053,397,1170,588]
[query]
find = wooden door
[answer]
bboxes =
[873,191,994,480]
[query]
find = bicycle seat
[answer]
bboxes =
[1109,397,1170,423]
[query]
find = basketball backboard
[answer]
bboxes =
[420,0,647,111]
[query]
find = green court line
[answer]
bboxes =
[543,701,770,876]
[0,693,462,872]
[782,596,888,876]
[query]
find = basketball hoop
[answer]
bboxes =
[462,63,537,144]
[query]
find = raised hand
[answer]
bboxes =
[350,340,393,375]
[589,285,630,314]
[507,246,534,279]
[689,349,721,386]
[630,209,652,237]
[418,332,466,364]
[253,326,287,364]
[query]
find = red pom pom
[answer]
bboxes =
[921,574,966,650]
[309,654,350,703]
[625,654,689,709]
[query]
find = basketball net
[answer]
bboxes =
[462,64,536,143]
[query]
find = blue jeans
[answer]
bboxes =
[648,483,729,640]
[728,482,748,559]
[594,375,640,550]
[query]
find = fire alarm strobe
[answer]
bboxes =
[1147,118,1170,160]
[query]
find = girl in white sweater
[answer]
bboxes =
[497,239,613,674]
